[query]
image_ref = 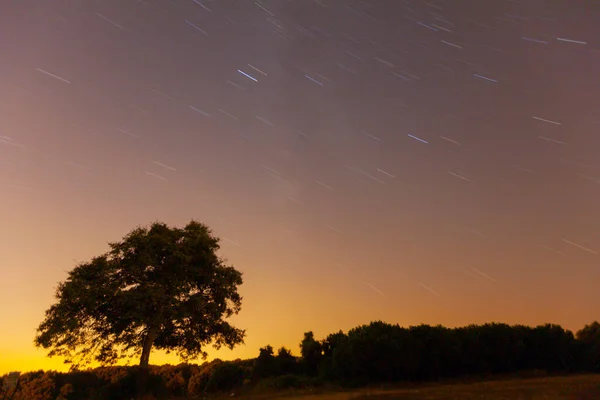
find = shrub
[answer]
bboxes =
[205,362,245,393]
[13,371,57,400]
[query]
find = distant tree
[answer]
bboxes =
[410,324,461,379]
[300,331,322,376]
[533,324,576,372]
[253,345,276,380]
[318,330,348,380]
[320,331,347,358]
[34,220,245,395]
[275,347,298,375]
[330,321,421,385]
[576,321,600,371]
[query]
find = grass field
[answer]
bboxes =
[219,374,600,400]
[349,375,600,400]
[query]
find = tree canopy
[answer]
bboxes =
[34,220,245,370]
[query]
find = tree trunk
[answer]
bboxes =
[139,326,157,368]
[136,326,158,399]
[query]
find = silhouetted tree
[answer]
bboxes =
[34,220,245,396]
[318,330,348,380]
[253,345,276,380]
[576,321,600,371]
[410,324,462,379]
[329,321,421,385]
[300,331,322,376]
[320,330,347,358]
[275,347,298,375]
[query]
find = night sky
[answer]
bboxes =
[1,0,600,374]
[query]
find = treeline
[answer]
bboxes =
[2,320,600,399]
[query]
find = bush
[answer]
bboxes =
[187,361,246,395]
[188,368,211,397]
[98,367,139,400]
[57,383,74,400]
[205,362,245,393]
[153,364,193,397]
[13,371,57,400]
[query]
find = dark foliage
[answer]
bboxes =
[7,319,600,398]
[275,347,299,376]
[34,220,245,372]
[320,321,598,384]
[204,361,246,393]
[576,321,600,371]
[251,345,276,381]
[312,321,596,386]
[300,331,322,377]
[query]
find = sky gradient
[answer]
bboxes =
[1,0,600,374]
